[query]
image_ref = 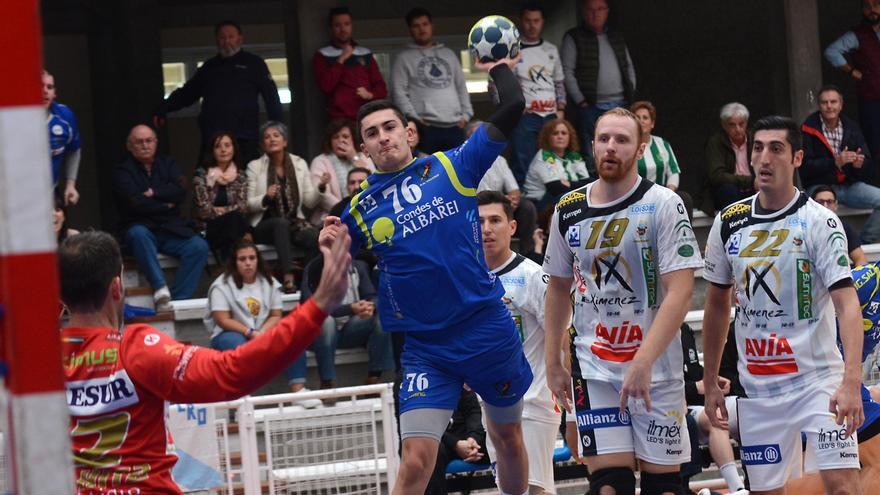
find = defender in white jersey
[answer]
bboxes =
[702,116,864,494]
[478,191,561,494]
[544,108,702,495]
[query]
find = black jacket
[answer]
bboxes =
[156,50,283,141]
[800,111,873,188]
[681,322,745,405]
[441,389,488,461]
[113,154,197,238]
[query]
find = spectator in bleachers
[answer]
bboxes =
[391,7,473,153]
[54,193,79,244]
[425,388,489,495]
[825,0,880,159]
[313,7,388,121]
[469,122,538,255]
[205,239,282,351]
[631,100,693,220]
[246,121,322,293]
[287,254,393,395]
[523,118,591,211]
[114,124,209,310]
[406,120,428,158]
[801,85,880,243]
[811,186,868,266]
[192,131,250,262]
[561,0,635,172]
[329,167,372,218]
[490,3,565,186]
[43,70,81,205]
[679,324,746,495]
[309,119,374,225]
[703,102,754,212]
[153,20,282,163]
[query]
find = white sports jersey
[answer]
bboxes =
[493,252,560,424]
[543,178,702,382]
[516,40,564,116]
[524,150,590,201]
[703,191,851,398]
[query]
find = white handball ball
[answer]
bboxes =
[468,15,520,63]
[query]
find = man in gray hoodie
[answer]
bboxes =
[391,7,473,154]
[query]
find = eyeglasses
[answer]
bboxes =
[814,198,837,206]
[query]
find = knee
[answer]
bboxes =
[488,422,524,452]
[125,225,152,244]
[588,467,636,495]
[639,471,682,495]
[400,444,435,474]
[183,236,210,259]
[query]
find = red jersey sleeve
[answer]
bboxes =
[122,299,327,403]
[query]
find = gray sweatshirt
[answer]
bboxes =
[391,43,474,126]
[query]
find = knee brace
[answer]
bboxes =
[639,471,683,495]
[588,467,635,495]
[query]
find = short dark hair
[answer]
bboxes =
[752,115,802,152]
[348,166,372,180]
[224,239,274,289]
[356,99,408,140]
[322,118,356,154]
[328,6,351,26]
[818,84,844,102]
[59,231,123,313]
[521,2,545,17]
[810,185,837,200]
[201,131,241,170]
[214,20,242,36]
[405,7,432,26]
[476,190,514,220]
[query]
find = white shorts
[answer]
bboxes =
[485,417,558,493]
[687,395,739,444]
[572,377,690,465]
[738,384,860,491]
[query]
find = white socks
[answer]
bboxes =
[719,461,745,491]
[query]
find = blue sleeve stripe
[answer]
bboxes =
[433,152,476,197]
[347,191,373,249]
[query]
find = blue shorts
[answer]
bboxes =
[399,303,533,413]
[860,385,880,442]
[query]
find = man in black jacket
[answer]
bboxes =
[801,84,880,242]
[153,20,283,163]
[114,125,209,309]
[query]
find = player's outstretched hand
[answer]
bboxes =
[319,216,344,250]
[702,376,729,430]
[546,363,573,413]
[473,52,522,73]
[311,227,352,314]
[619,359,652,414]
[830,382,864,439]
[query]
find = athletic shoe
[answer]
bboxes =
[291,388,322,409]
[153,286,171,311]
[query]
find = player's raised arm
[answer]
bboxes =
[474,57,525,141]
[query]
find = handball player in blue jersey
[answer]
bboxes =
[786,262,880,493]
[320,55,532,494]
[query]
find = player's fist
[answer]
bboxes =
[546,363,573,413]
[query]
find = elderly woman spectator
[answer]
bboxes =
[523,118,591,211]
[246,121,320,293]
[631,100,694,220]
[193,131,250,260]
[308,119,374,225]
[703,102,754,212]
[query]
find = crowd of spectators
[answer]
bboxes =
[47,0,880,488]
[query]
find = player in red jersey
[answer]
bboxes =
[59,230,351,494]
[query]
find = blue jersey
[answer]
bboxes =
[340,125,506,334]
[48,101,80,184]
[848,263,880,362]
